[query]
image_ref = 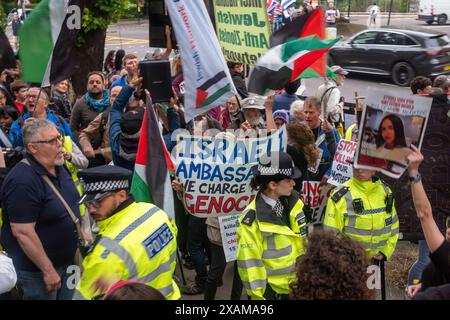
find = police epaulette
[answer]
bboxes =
[242,210,256,226]
[331,186,349,202]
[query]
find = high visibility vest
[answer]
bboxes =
[73,201,180,300]
[236,193,307,300]
[344,123,357,141]
[323,178,399,260]
[63,136,85,216]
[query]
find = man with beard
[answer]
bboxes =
[1,119,82,299]
[71,72,110,140]
[239,95,276,136]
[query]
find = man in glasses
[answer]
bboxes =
[9,87,74,147]
[73,165,180,300]
[1,119,82,300]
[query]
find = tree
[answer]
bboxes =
[72,0,131,96]
[0,2,7,31]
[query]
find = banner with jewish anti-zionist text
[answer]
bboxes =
[213,0,271,65]
[354,89,432,179]
[172,127,287,218]
[166,0,237,123]
[327,140,357,187]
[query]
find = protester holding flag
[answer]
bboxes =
[227,62,248,100]
[237,151,307,300]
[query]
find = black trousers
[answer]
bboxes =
[204,243,243,300]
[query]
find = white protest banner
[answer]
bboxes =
[218,214,241,262]
[173,128,287,218]
[355,89,432,178]
[300,181,334,225]
[166,0,237,123]
[328,139,357,187]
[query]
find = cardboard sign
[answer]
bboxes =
[300,181,334,224]
[328,140,357,187]
[219,214,241,262]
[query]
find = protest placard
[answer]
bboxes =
[218,214,241,262]
[173,127,287,218]
[328,139,357,187]
[213,0,270,65]
[355,89,432,179]
[300,180,334,224]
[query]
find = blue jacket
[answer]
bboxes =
[273,93,300,112]
[111,75,128,89]
[9,111,75,147]
[313,124,340,179]
[109,85,135,171]
[163,107,180,152]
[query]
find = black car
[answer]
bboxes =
[328,27,450,86]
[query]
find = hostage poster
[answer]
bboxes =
[355,89,432,178]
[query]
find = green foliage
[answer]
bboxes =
[77,0,132,46]
[0,1,6,31]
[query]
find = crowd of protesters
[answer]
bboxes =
[0,3,449,301]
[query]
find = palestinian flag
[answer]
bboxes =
[247,35,339,95]
[131,95,175,219]
[19,0,85,86]
[0,30,16,70]
[270,7,336,79]
[196,71,231,108]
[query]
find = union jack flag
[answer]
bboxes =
[281,0,296,11]
[267,0,280,19]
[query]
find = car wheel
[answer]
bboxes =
[426,20,433,25]
[438,15,447,25]
[391,62,415,87]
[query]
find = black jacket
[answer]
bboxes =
[230,70,248,99]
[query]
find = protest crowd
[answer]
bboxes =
[0,0,449,302]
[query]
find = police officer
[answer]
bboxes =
[73,165,180,300]
[323,163,399,262]
[237,151,308,300]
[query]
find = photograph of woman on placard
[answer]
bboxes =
[375,114,412,165]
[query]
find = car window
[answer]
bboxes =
[351,31,378,44]
[375,32,397,45]
[427,35,450,47]
[394,34,417,46]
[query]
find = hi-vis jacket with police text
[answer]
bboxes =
[323,178,399,259]
[237,191,307,300]
[73,201,180,300]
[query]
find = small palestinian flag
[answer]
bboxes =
[247,35,339,95]
[19,0,85,86]
[195,71,231,108]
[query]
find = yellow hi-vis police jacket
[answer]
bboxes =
[73,200,180,300]
[323,178,399,260]
[63,136,86,216]
[237,191,308,300]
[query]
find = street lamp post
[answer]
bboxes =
[347,0,351,18]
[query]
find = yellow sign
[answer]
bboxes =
[213,0,271,65]
[444,65,450,71]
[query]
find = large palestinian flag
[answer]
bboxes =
[247,35,339,95]
[131,95,175,219]
[19,0,85,86]
[270,7,336,79]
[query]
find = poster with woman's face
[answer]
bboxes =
[354,89,433,179]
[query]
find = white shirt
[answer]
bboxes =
[0,253,17,294]
[375,145,411,165]
[260,193,278,210]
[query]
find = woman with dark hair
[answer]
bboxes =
[103,50,116,74]
[0,106,19,135]
[287,120,320,193]
[0,85,15,108]
[114,49,126,74]
[290,230,374,300]
[375,114,411,165]
[236,151,307,300]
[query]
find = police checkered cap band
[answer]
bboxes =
[257,164,293,177]
[81,179,129,193]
